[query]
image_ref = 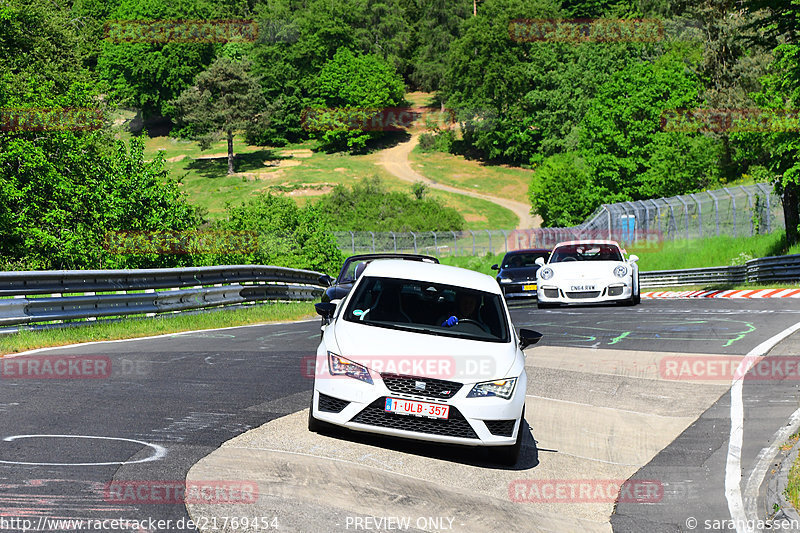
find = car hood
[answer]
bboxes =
[331,319,518,382]
[498,267,539,281]
[544,261,627,276]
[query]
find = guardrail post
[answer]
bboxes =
[390,231,397,252]
[501,230,508,253]
[349,231,355,254]
[723,187,737,236]
[650,199,662,236]
[603,205,611,240]
[369,231,375,253]
[485,229,492,254]
[451,231,458,256]
[431,231,438,256]
[411,231,417,253]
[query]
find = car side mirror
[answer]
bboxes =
[535,257,545,266]
[491,264,499,270]
[318,274,334,287]
[315,302,336,319]
[628,254,639,263]
[519,328,543,349]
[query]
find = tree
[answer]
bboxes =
[172,57,268,175]
[308,48,406,152]
[528,152,599,226]
[737,0,800,245]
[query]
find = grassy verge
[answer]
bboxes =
[784,434,800,510]
[439,253,505,276]
[627,233,800,271]
[0,302,315,355]
[409,145,533,203]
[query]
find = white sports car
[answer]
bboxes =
[535,240,640,308]
[309,259,542,465]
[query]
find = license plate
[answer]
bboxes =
[570,285,595,291]
[523,284,537,291]
[385,398,449,419]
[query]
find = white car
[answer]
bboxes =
[535,240,640,308]
[309,259,542,465]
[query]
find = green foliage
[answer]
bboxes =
[308,48,406,153]
[316,176,464,232]
[579,53,721,201]
[528,152,599,227]
[418,131,455,152]
[96,0,219,118]
[208,194,344,275]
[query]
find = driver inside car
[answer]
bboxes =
[440,292,489,332]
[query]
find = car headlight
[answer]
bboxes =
[613,265,628,278]
[539,267,554,280]
[467,378,517,399]
[499,278,512,284]
[328,352,373,384]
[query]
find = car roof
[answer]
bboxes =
[553,240,622,248]
[343,253,438,263]
[361,260,502,294]
[505,248,551,255]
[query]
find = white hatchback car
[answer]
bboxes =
[535,240,640,308]
[309,260,542,465]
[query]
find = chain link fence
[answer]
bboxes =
[333,184,783,257]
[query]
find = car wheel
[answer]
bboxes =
[308,393,330,433]
[633,276,641,305]
[494,408,525,466]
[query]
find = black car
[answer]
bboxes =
[317,252,439,307]
[491,248,551,299]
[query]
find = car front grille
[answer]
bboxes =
[350,398,478,439]
[566,291,601,299]
[484,419,516,437]
[380,373,462,400]
[543,289,559,298]
[317,393,350,413]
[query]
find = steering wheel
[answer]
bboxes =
[562,257,578,262]
[457,319,482,326]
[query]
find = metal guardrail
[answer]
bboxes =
[0,265,325,328]
[640,254,800,288]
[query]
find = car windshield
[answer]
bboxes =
[343,276,510,342]
[550,244,623,263]
[502,252,549,268]
[338,259,366,283]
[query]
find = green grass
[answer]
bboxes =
[409,145,533,202]
[785,434,800,510]
[628,232,800,271]
[436,232,800,280]
[0,302,315,355]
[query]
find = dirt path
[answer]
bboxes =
[378,134,541,230]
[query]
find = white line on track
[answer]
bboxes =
[726,320,800,533]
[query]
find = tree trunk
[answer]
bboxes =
[783,181,799,247]
[227,131,235,175]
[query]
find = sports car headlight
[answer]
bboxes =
[613,265,628,278]
[467,378,517,399]
[540,267,554,280]
[499,278,512,284]
[328,352,373,384]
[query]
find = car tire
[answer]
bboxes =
[494,408,525,466]
[308,393,331,433]
[633,276,641,305]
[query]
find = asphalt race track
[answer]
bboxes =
[1,299,800,532]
